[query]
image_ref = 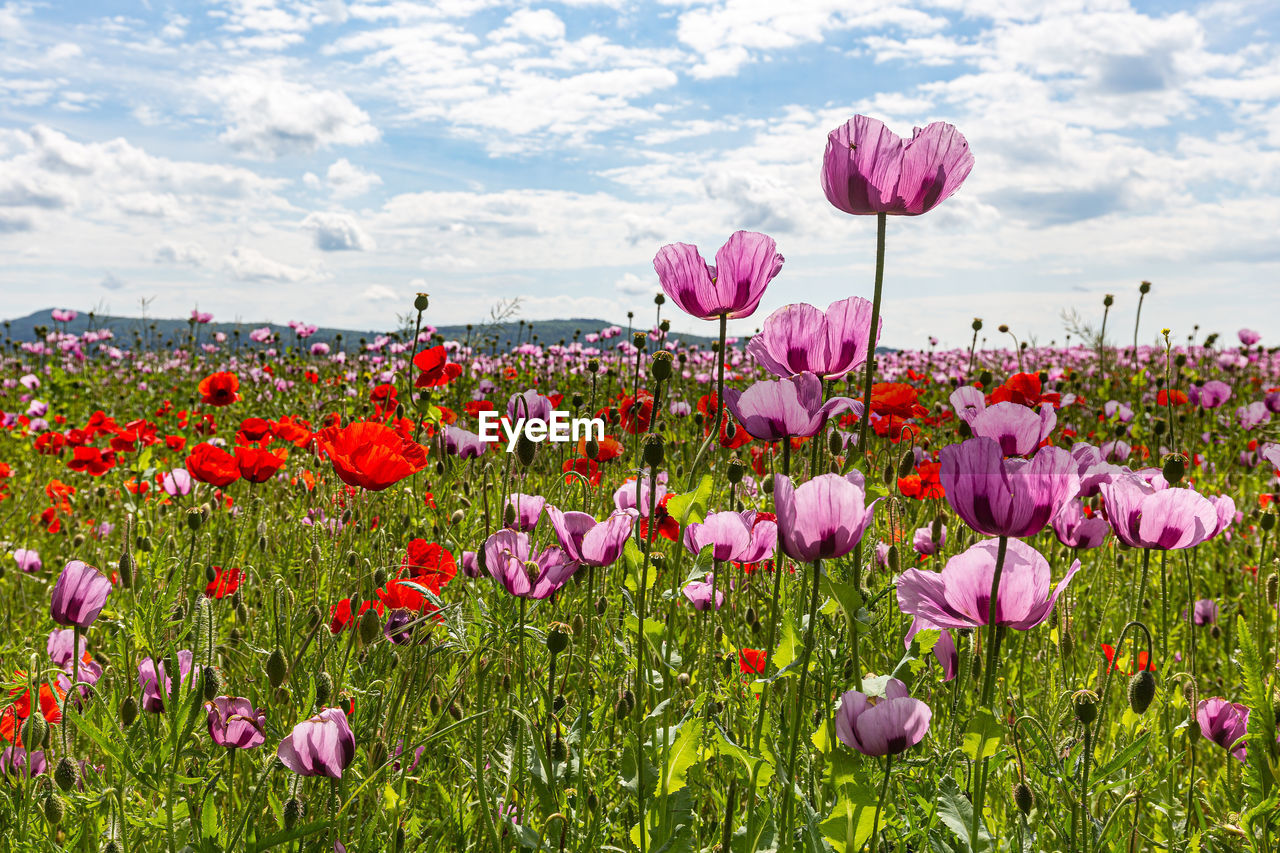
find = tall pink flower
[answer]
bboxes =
[277,707,355,779]
[834,677,931,756]
[1098,473,1218,550]
[821,116,974,217]
[653,231,783,321]
[773,472,877,562]
[746,297,880,380]
[939,438,1079,538]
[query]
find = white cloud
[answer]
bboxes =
[615,272,654,296]
[323,157,382,197]
[200,69,380,158]
[47,42,81,61]
[491,9,566,42]
[362,283,398,300]
[153,240,209,266]
[301,210,376,251]
[224,246,315,281]
[99,271,125,290]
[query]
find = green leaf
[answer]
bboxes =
[664,713,706,795]
[822,574,861,623]
[772,616,800,673]
[1090,731,1150,788]
[937,775,978,853]
[961,707,1004,762]
[711,725,775,791]
[1237,615,1276,802]
[666,475,712,527]
[820,781,880,853]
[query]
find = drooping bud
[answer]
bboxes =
[726,457,745,484]
[897,450,915,479]
[359,606,381,645]
[516,434,537,467]
[546,623,571,656]
[283,798,304,830]
[315,671,333,706]
[53,756,78,791]
[43,793,66,825]
[1072,690,1099,725]
[1012,781,1034,815]
[119,695,138,728]
[1128,670,1156,715]
[266,647,287,688]
[643,434,664,468]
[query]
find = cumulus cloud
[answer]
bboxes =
[322,157,382,198]
[224,247,314,282]
[302,211,376,251]
[200,70,379,159]
[99,271,125,290]
[615,272,655,296]
[362,284,398,301]
[152,240,209,266]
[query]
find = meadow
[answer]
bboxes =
[2,115,1280,853]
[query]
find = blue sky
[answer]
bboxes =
[1,0,1279,348]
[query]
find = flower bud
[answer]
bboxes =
[120,695,138,728]
[1268,573,1278,607]
[43,793,65,825]
[283,798,304,830]
[1139,280,1151,295]
[897,450,915,480]
[369,739,388,769]
[20,712,47,747]
[587,358,599,374]
[1161,455,1186,486]
[1262,512,1276,532]
[1103,294,1114,307]
[119,550,134,589]
[203,665,222,700]
[315,671,334,706]
[1012,781,1034,815]
[596,595,608,616]
[359,606,382,645]
[643,435,664,468]
[266,647,287,688]
[616,689,635,719]
[414,293,430,312]
[54,756,78,792]
[972,318,983,332]
[516,434,537,467]
[450,509,465,526]
[727,457,745,484]
[761,474,774,494]
[186,508,203,532]
[1128,670,1156,715]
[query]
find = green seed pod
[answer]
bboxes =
[20,711,47,747]
[978,370,993,388]
[516,434,537,467]
[1072,690,1099,725]
[414,293,430,312]
[358,606,381,645]
[887,545,900,573]
[1128,670,1156,715]
[546,623,570,656]
[828,431,842,456]
[503,503,518,527]
[315,672,334,706]
[373,567,387,588]
[726,457,745,484]
[139,535,153,553]
[571,613,585,636]
[203,666,222,700]
[266,648,287,688]
[53,756,78,792]
[881,463,894,487]
[1103,294,1114,307]
[552,736,568,762]
[236,603,249,623]
[1139,280,1151,295]
[897,450,916,479]
[761,474,774,494]
[428,693,442,715]
[283,797,304,830]
[43,793,65,825]
[186,507,203,532]
[1013,781,1034,815]
[650,351,673,382]
[120,695,138,728]
[1161,455,1186,486]
[643,435,664,468]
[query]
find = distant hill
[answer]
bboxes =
[1,310,716,350]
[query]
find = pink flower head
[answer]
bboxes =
[773,471,877,562]
[746,297,880,381]
[207,696,267,749]
[545,507,633,567]
[1098,473,1218,550]
[821,115,973,216]
[277,707,356,779]
[482,530,577,599]
[723,372,860,442]
[895,538,1081,631]
[940,438,1079,538]
[50,560,112,629]
[654,231,783,321]
[834,677,931,756]
[1196,698,1249,763]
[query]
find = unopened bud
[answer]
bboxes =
[54,756,78,792]
[1013,781,1034,815]
[315,672,333,706]
[727,457,745,484]
[1072,690,1099,725]
[266,648,287,688]
[643,435,664,468]
[1128,670,1156,715]
[283,798,304,830]
[359,606,381,645]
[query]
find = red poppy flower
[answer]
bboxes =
[562,456,601,486]
[329,598,384,633]
[273,416,313,447]
[34,432,66,455]
[234,445,287,484]
[1156,389,1188,406]
[165,435,187,452]
[400,540,457,592]
[316,421,428,491]
[1100,643,1155,675]
[376,579,442,616]
[870,383,928,419]
[465,400,495,418]
[619,390,655,434]
[84,411,119,437]
[898,461,944,500]
[697,394,752,449]
[198,372,240,407]
[205,566,242,599]
[987,373,1060,409]
[739,648,767,675]
[637,493,680,541]
[237,417,275,444]
[67,446,117,476]
[186,442,241,487]
[413,345,462,388]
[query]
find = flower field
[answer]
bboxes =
[3,116,1280,853]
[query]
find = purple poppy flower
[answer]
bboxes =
[1198,381,1232,409]
[834,677,932,757]
[277,707,356,779]
[444,425,490,459]
[949,386,986,424]
[1237,401,1271,430]
[682,575,725,611]
[1071,442,1124,498]
[773,471,878,562]
[50,560,113,629]
[507,389,555,424]
[1050,499,1110,549]
[137,650,194,713]
[482,530,576,599]
[905,617,957,681]
[653,231,783,321]
[1207,494,1237,539]
[207,696,267,749]
[161,468,193,497]
[1263,444,1280,470]
[939,439,1079,539]
[504,493,546,532]
[723,372,860,441]
[1239,328,1261,346]
[13,548,41,573]
[613,470,668,517]
[1196,698,1249,763]
[895,538,1081,631]
[1,747,46,778]
[1098,473,1218,550]
[460,550,481,578]
[1100,440,1132,463]
[969,402,1055,457]
[912,524,946,557]
[821,115,973,217]
[545,507,633,567]
[1191,599,1218,627]
[48,628,102,699]
[1103,400,1134,422]
[745,297,880,380]
[1265,391,1280,415]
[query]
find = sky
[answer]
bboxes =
[1,0,1279,349]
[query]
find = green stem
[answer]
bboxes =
[869,754,893,853]
[971,535,1009,844]
[856,212,887,457]
[779,558,824,851]
[685,314,728,488]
